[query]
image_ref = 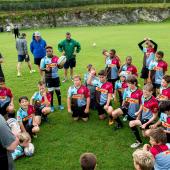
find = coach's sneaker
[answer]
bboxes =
[58,105,64,110]
[17,72,21,77]
[130,141,142,148]
[62,78,67,83]
[51,106,55,112]
[30,70,36,73]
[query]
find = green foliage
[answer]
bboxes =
[0,23,170,170]
[0,0,170,11]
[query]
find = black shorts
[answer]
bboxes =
[167,133,170,143]
[0,101,10,116]
[108,78,119,91]
[46,77,60,88]
[140,119,152,129]
[64,58,76,69]
[140,66,149,79]
[96,103,106,115]
[34,106,43,116]
[24,122,34,135]
[119,106,135,121]
[153,83,161,89]
[71,105,89,118]
[34,58,42,66]
[18,55,30,62]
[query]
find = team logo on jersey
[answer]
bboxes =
[72,94,84,99]
[126,97,139,104]
[96,87,108,94]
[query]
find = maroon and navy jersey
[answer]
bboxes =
[123,88,143,118]
[120,64,138,77]
[159,86,170,100]
[68,85,90,107]
[0,87,13,107]
[149,60,168,84]
[106,57,120,79]
[40,55,59,79]
[141,95,158,120]
[92,79,113,105]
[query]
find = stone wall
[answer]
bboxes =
[1,7,170,28]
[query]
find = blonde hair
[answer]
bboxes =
[18,132,31,143]
[132,149,154,170]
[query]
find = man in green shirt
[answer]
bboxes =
[58,32,81,82]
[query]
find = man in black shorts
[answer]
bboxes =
[58,32,81,82]
[16,33,35,77]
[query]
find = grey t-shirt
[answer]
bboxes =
[16,37,28,55]
[0,114,15,170]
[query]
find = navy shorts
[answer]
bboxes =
[71,105,89,118]
[18,55,30,62]
[140,66,149,79]
[34,58,42,66]
[64,58,76,69]
[45,77,60,88]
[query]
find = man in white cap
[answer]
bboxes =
[30,31,47,77]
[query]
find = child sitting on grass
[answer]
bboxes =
[30,81,51,125]
[129,83,158,148]
[107,75,143,130]
[67,75,90,122]
[17,96,40,137]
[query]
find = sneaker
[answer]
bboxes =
[123,115,128,122]
[130,142,142,148]
[30,70,36,73]
[58,105,64,110]
[51,106,55,112]
[17,73,21,77]
[62,79,67,83]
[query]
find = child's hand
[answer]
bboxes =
[143,144,151,151]
[84,108,89,114]
[141,123,147,129]
[149,124,157,129]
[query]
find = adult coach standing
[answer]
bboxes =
[0,114,19,170]
[30,31,47,77]
[58,32,81,82]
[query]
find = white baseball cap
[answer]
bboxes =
[34,31,41,36]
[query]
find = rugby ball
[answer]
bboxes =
[24,143,35,157]
[58,55,66,69]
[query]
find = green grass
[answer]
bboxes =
[0,22,170,170]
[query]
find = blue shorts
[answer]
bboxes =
[18,55,30,62]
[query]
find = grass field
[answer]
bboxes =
[0,22,170,170]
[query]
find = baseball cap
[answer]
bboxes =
[34,31,41,36]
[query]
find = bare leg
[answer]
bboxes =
[27,61,32,71]
[70,68,73,79]
[64,68,68,80]
[38,65,43,77]
[17,62,22,76]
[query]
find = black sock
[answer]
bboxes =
[115,117,123,126]
[131,126,142,143]
[55,89,61,106]
[50,91,54,107]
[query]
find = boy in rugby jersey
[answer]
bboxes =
[150,101,170,143]
[104,49,121,91]
[138,38,158,84]
[143,127,170,170]
[148,51,168,96]
[84,65,98,109]
[40,46,64,112]
[0,77,14,118]
[113,71,128,105]
[87,70,113,120]
[30,81,51,125]
[129,83,158,148]
[108,75,143,130]
[67,75,90,121]
[119,56,138,77]
[17,96,40,136]
[156,75,170,101]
